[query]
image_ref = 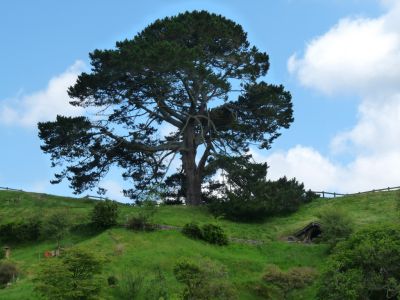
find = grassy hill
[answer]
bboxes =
[0,189,398,299]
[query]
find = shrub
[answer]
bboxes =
[126,200,158,231]
[317,224,400,300]
[41,211,71,249]
[91,200,119,229]
[0,218,42,243]
[173,259,237,300]
[107,275,118,286]
[201,224,228,245]
[0,262,18,288]
[262,264,317,299]
[182,223,203,240]
[35,248,102,299]
[181,223,228,245]
[209,175,318,222]
[317,207,353,249]
[125,216,156,231]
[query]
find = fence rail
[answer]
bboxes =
[83,194,109,200]
[313,185,400,198]
[1,185,400,200]
[0,186,23,192]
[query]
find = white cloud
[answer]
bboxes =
[331,94,400,155]
[101,179,128,202]
[0,61,85,128]
[269,2,400,193]
[257,146,400,194]
[288,15,400,96]
[253,146,340,191]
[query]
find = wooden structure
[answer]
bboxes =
[3,246,11,259]
[288,222,321,243]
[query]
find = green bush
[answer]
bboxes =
[107,275,118,286]
[35,248,102,299]
[126,200,158,231]
[91,200,119,229]
[317,224,400,300]
[125,215,156,231]
[209,175,318,222]
[181,223,228,245]
[41,211,71,249]
[262,264,317,299]
[317,207,353,249]
[0,262,18,288]
[0,218,42,243]
[201,224,228,245]
[182,222,203,240]
[173,259,237,300]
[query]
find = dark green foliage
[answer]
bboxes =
[37,10,293,205]
[91,200,119,229]
[201,224,229,245]
[126,200,157,231]
[262,264,317,299]
[0,262,18,288]
[125,216,156,231]
[181,222,203,240]
[35,248,102,300]
[107,275,118,286]
[173,259,237,300]
[208,155,316,221]
[41,211,71,249]
[182,223,228,245]
[317,208,353,249]
[317,225,400,300]
[0,218,41,243]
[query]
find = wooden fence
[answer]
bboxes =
[312,186,400,198]
[0,186,23,192]
[1,185,400,200]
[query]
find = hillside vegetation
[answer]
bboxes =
[0,189,398,299]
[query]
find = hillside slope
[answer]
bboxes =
[0,190,398,299]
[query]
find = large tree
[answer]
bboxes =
[38,11,293,205]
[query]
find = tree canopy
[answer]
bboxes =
[38,10,293,204]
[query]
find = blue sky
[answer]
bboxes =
[1,0,399,201]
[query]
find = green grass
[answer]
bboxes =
[0,189,398,299]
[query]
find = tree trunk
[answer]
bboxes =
[182,122,202,205]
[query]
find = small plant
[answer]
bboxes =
[144,268,169,300]
[113,271,144,300]
[174,259,237,300]
[201,224,228,245]
[41,211,71,251]
[263,264,317,299]
[0,262,18,288]
[182,222,203,240]
[181,223,229,245]
[91,199,119,229]
[126,200,158,231]
[107,275,118,286]
[317,207,353,250]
